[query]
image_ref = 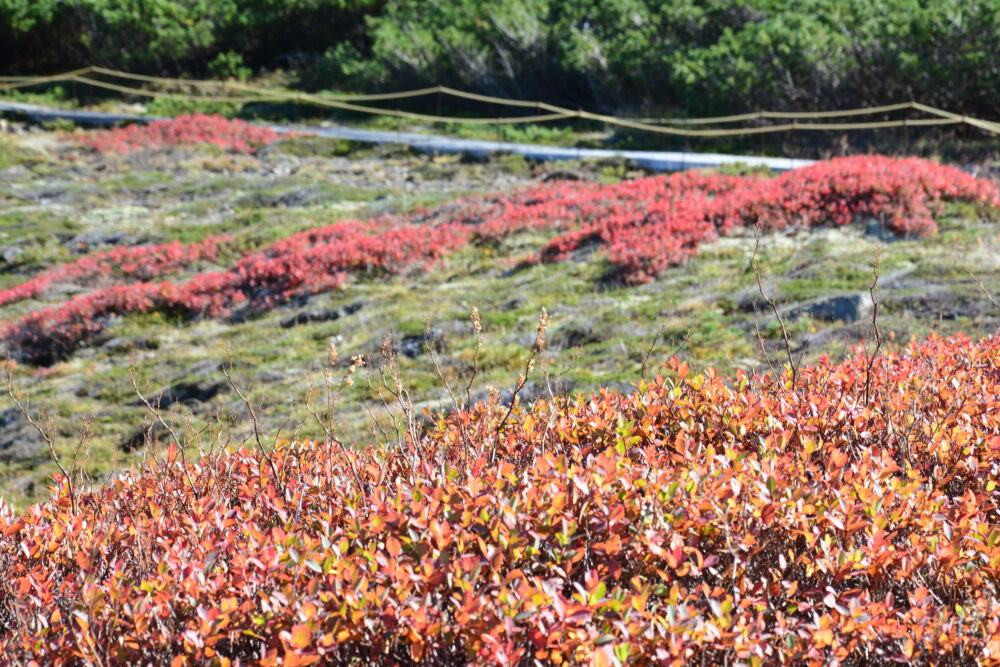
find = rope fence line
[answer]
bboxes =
[636,102,919,124]
[71,75,578,125]
[3,66,999,137]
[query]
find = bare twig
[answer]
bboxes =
[752,316,778,380]
[222,349,284,496]
[4,357,76,513]
[863,245,883,404]
[969,268,1000,322]
[640,320,671,382]
[425,319,461,411]
[642,327,691,383]
[493,308,549,461]
[304,349,366,494]
[366,365,405,450]
[465,307,484,407]
[129,351,198,494]
[377,333,420,454]
[70,415,95,490]
[362,392,393,445]
[129,352,182,448]
[425,318,480,461]
[749,224,797,389]
[308,343,363,441]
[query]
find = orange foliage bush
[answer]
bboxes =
[2,334,1000,664]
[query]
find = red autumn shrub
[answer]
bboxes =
[79,114,284,153]
[2,222,468,364]
[529,156,1000,282]
[2,333,999,664]
[3,156,998,364]
[0,235,233,308]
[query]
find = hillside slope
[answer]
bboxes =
[0,123,998,508]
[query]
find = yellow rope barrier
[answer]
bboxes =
[636,102,918,125]
[68,75,576,125]
[88,67,449,102]
[0,67,96,91]
[3,67,998,136]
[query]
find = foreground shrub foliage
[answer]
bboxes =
[2,334,1000,664]
[3,156,998,364]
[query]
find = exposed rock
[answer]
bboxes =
[0,407,46,463]
[542,169,584,182]
[805,293,874,322]
[102,337,160,353]
[120,421,171,452]
[158,380,226,408]
[879,267,916,289]
[886,288,997,321]
[6,473,38,497]
[862,217,904,242]
[238,187,330,209]
[732,287,781,314]
[399,329,444,358]
[68,230,146,252]
[31,190,72,205]
[0,245,25,265]
[280,302,363,328]
[183,359,223,381]
[128,360,227,410]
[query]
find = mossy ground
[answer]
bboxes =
[0,127,997,507]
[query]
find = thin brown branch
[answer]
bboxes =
[4,356,76,513]
[863,245,883,405]
[129,351,198,495]
[749,225,797,389]
[465,307,484,407]
[222,349,284,496]
[493,308,549,461]
[969,268,1000,322]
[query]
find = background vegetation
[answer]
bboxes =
[3,0,1000,118]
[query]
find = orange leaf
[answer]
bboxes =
[289,623,312,650]
[592,645,616,667]
[814,628,834,648]
[283,652,320,667]
[386,536,402,558]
